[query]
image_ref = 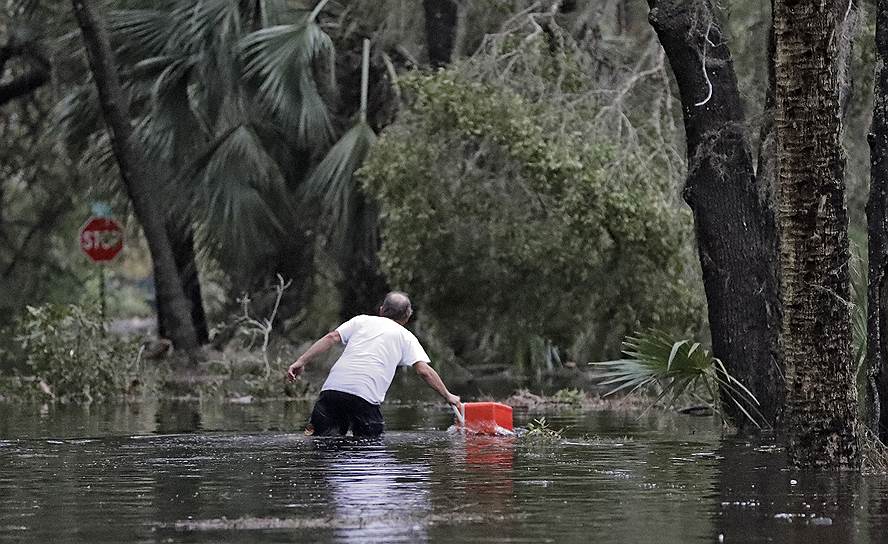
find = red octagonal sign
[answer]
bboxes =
[79,216,124,263]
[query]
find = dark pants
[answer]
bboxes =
[306,390,385,437]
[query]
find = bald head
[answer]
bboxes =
[379,291,413,323]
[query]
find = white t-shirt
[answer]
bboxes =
[321,315,431,405]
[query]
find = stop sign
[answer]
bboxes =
[79,216,124,262]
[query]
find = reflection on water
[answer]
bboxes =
[713,437,869,543]
[0,401,887,543]
[318,439,432,543]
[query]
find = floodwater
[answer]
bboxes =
[1,401,887,543]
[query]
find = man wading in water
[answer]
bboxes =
[286,291,461,437]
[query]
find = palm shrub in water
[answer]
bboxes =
[594,330,765,428]
[15,304,135,402]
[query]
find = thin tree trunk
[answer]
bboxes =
[331,37,393,319]
[159,222,209,345]
[868,0,888,441]
[70,0,199,353]
[647,0,782,428]
[338,197,388,321]
[756,0,776,199]
[423,0,459,67]
[774,0,859,469]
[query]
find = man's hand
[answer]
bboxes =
[286,359,306,382]
[285,331,340,383]
[414,362,461,409]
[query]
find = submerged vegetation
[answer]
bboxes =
[0,300,312,404]
[520,416,564,444]
[10,303,137,403]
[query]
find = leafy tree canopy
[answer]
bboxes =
[361,31,705,364]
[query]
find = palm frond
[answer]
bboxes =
[189,124,294,269]
[592,330,766,428]
[59,0,337,281]
[302,121,377,250]
[167,0,244,52]
[108,9,173,59]
[52,83,101,155]
[240,20,334,147]
[129,54,206,163]
[849,244,868,383]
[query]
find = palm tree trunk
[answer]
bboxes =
[646,0,782,428]
[868,0,888,442]
[774,0,859,469]
[159,222,209,345]
[338,196,388,321]
[70,0,199,353]
[423,0,459,67]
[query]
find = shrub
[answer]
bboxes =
[14,304,136,402]
[551,388,585,406]
[360,42,704,367]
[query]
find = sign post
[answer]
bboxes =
[79,214,124,328]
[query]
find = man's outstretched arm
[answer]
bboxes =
[413,361,461,407]
[286,331,341,381]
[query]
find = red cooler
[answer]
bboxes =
[458,402,513,434]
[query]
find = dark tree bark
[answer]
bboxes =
[272,228,316,315]
[647,0,782,428]
[70,0,199,353]
[867,0,888,441]
[423,0,459,67]
[331,37,395,321]
[774,0,859,469]
[338,198,388,321]
[158,223,209,345]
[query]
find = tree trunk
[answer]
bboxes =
[756,0,777,201]
[423,0,459,67]
[70,0,199,353]
[774,0,859,469]
[330,37,394,320]
[338,197,388,321]
[647,0,782,428]
[158,222,209,345]
[868,0,888,442]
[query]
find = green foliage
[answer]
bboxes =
[360,52,703,364]
[0,1,96,328]
[14,304,137,402]
[239,6,335,147]
[593,330,765,428]
[57,0,341,284]
[521,417,564,443]
[302,121,378,254]
[551,388,585,406]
